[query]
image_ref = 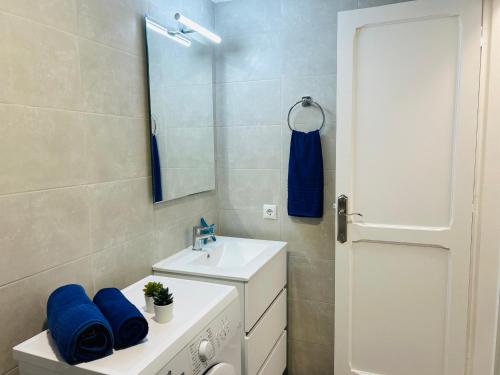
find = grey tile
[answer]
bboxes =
[216,126,281,169]
[84,114,150,183]
[79,38,147,117]
[92,232,158,291]
[288,339,334,375]
[282,0,357,31]
[215,0,282,38]
[282,25,337,78]
[162,167,216,201]
[0,258,93,374]
[215,80,281,126]
[217,169,281,210]
[288,255,334,303]
[154,190,217,231]
[5,366,19,375]
[215,32,282,83]
[218,209,281,240]
[0,105,87,195]
[281,214,335,260]
[358,0,410,8]
[76,0,147,54]
[288,298,335,347]
[89,178,154,251]
[0,187,91,287]
[282,75,337,127]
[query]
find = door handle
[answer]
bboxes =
[337,195,362,243]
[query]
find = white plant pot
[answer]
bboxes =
[154,303,173,323]
[144,295,154,314]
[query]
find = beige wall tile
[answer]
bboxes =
[217,169,281,210]
[0,186,90,287]
[0,105,87,195]
[288,255,334,304]
[0,14,39,105]
[4,365,19,375]
[218,209,281,240]
[91,232,158,291]
[288,298,334,348]
[89,178,154,251]
[0,0,77,33]
[76,0,146,54]
[35,26,82,110]
[84,113,150,183]
[0,258,93,374]
[79,38,147,117]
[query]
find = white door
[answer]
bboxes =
[335,1,482,375]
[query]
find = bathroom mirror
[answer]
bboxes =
[145,17,215,203]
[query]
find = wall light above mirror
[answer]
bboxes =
[145,15,219,203]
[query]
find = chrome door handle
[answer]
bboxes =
[337,195,362,243]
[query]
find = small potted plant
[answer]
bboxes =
[153,287,174,323]
[143,281,163,313]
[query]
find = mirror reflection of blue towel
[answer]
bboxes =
[93,288,149,350]
[152,134,163,202]
[47,284,114,364]
[287,130,324,218]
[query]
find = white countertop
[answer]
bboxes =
[13,275,238,375]
[153,236,287,282]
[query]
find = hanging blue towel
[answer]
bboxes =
[47,284,114,365]
[151,134,163,202]
[288,130,324,217]
[93,288,149,350]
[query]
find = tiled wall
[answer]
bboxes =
[213,0,407,374]
[0,1,216,374]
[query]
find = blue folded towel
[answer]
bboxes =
[47,284,114,365]
[287,130,324,217]
[151,134,163,203]
[93,288,149,350]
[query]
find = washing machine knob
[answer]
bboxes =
[198,339,215,362]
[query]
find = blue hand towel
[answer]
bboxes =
[151,134,163,202]
[93,288,149,350]
[287,130,324,217]
[47,284,114,365]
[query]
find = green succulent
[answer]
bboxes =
[143,281,163,297]
[153,287,174,306]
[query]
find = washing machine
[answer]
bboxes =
[14,276,242,375]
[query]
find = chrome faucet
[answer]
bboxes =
[192,225,216,251]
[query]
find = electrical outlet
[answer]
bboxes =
[263,204,277,220]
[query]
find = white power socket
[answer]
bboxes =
[263,204,277,220]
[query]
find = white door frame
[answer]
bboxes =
[467,0,500,374]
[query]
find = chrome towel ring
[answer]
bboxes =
[287,96,325,132]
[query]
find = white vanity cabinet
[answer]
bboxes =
[153,236,287,375]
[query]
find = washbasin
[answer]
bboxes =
[189,240,266,268]
[153,236,286,281]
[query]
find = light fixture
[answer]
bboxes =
[146,17,191,47]
[174,13,222,44]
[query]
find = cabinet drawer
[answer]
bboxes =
[245,249,286,331]
[244,289,287,375]
[257,330,287,375]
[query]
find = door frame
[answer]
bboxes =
[467,0,500,374]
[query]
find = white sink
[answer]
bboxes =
[153,236,286,281]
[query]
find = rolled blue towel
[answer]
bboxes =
[93,288,149,350]
[47,284,114,365]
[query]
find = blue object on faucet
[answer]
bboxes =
[47,284,114,364]
[200,217,216,244]
[93,288,149,350]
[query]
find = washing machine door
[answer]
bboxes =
[204,363,236,375]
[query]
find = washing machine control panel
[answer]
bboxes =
[156,301,239,375]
